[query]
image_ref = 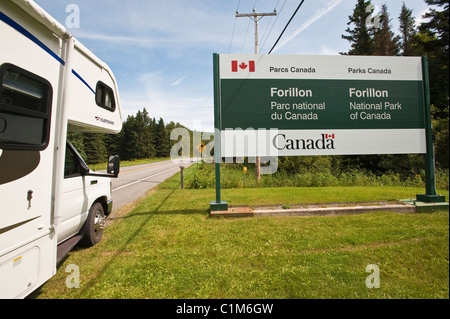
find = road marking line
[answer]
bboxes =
[119,162,171,175]
[112,166,180,191]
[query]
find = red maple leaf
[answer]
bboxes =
[239,62,248,70]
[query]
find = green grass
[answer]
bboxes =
[33,167,449,299]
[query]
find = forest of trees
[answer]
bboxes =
[72,0,448,180]
[68,108,189,164]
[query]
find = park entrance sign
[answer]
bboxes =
[216,54,426,157]
[211,54,445,211]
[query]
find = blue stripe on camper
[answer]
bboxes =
[72,69,95,94]
[1,10,96,95]
[0,10,65,65]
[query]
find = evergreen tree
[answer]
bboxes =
[67,131,87,159]
[418,0,449,169]
[418,0,449,119]
[119,114,139,160]
[83,133,107,165]
[341,0,375,55]
[166,121,184,150]
[103,132,121,157]
[399,2,417,56]
[150,117,157,139]
[136,108,156,158]
[154,117,170,157]
[119,108,156,160]
[373,4,401,56]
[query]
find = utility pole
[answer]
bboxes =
[236,9,277,54]
[236,8,276,182]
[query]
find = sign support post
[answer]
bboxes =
[210,53,228,212]
[416,56,446,203]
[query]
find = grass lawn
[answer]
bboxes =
[33,168,449,299]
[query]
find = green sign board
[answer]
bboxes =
[221,79,424,130]
[215,54,426,157]
[211,54,445,209]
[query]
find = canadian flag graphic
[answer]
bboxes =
[231,60,255,72]
[324,134,335,139]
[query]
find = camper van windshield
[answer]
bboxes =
[0,64,52,150]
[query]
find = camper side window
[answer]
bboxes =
[0,64,52,150]
[95,82,115,112]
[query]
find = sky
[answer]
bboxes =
[33,0,432,132]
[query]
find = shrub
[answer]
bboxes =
[183,162,448,191]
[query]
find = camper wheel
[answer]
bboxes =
[80,202,106,247]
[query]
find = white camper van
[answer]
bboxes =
[0,0,122,298]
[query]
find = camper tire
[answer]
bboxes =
[80,202,105,247]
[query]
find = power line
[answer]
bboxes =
[260,0,281,49]
[240,18,252,53]
[260,13,274,44]
[260,0,287,52]
[252,0,258,10]
[229,16,237,52]
[268,0,306,54]
[228,0,241,53]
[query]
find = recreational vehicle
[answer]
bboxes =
[0,0,122,298]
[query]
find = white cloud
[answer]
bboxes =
[171,76,188,86]
[272,0,344,53]
[73,31,172,47]
[415,8,431,26]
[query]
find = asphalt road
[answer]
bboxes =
[109,158,194,218]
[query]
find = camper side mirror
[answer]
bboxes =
[107,155,120,177]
